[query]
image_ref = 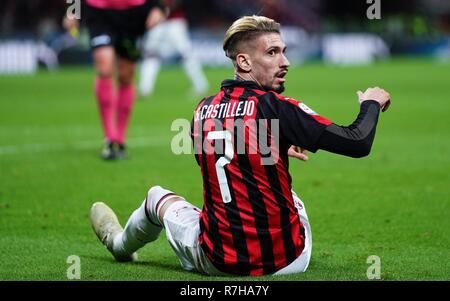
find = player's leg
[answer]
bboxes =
[85,4,119,160]
[113,1,149,155]
[93,46,118,160]
[110,188,165,257]
[181,55,209,96]
[110,185,221,274]
[138,25,164,97]
[139,55,161,97]
[273,191,312,275]
[115,57,136,158]
[89,186,173,261]
[90,201,139,262]
[156,189,224,275]
[90,186,221,274]
[171,19,209,96]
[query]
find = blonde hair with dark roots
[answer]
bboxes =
[223,15,280,60]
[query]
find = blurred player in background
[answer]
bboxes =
[63,0,166,160]
[138,0,209,98]
[89,16,391,276]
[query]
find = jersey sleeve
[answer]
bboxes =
[263,92,333,152]
[316,100,381,158]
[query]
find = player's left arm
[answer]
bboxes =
[316,87,391,158]
[316,100,381,158]
[267,89,390,159]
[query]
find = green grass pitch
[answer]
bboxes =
[0,58,449,280]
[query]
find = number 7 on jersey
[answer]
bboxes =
[207,130,234,203]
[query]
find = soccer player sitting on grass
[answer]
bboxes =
[90,15,391,276]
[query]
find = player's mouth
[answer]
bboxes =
[276,70,288,83]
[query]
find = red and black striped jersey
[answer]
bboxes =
[191,80,333,276]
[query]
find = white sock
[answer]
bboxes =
[112,200,161,257]
[182,56,209,95]
[111,186,180,257]
[139,57,161,96]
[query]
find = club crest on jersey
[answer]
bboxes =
[298,102,318,115]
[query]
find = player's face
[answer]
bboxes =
[249,33,290,93]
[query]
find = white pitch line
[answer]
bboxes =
[0,136,171,155]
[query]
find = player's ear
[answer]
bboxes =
[236,53,252,72]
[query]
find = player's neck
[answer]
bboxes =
[235,72,262,88]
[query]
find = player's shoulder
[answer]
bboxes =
[251,89,303,106]
[255,89,328,118]
[194,94,216,111]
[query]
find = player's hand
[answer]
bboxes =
[357,87,391,112]
[146,7,166,30]
[288,146,309,161]
[62,16,80,38]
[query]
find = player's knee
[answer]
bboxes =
[96,69,114,79]
[147,185,164,200]
[118,75,133,86]
[144,186,163,224]
[118,65,135,86]
[147,185,186,208]
[94,57,115,79]
[146,185,172,209]
[145,185,177,225]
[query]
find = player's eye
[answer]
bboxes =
[268,50,276,56]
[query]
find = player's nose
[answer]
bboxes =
[280,53,290,68]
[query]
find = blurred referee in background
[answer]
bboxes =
[63,0,166,160]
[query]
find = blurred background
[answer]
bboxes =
[1,0,450,73]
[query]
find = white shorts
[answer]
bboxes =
[162,200,223,275]
[273,191,312,275]
[162,191,312,276]
[143,18,191,59]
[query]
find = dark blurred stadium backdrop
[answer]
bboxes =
[0,0,449,73]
